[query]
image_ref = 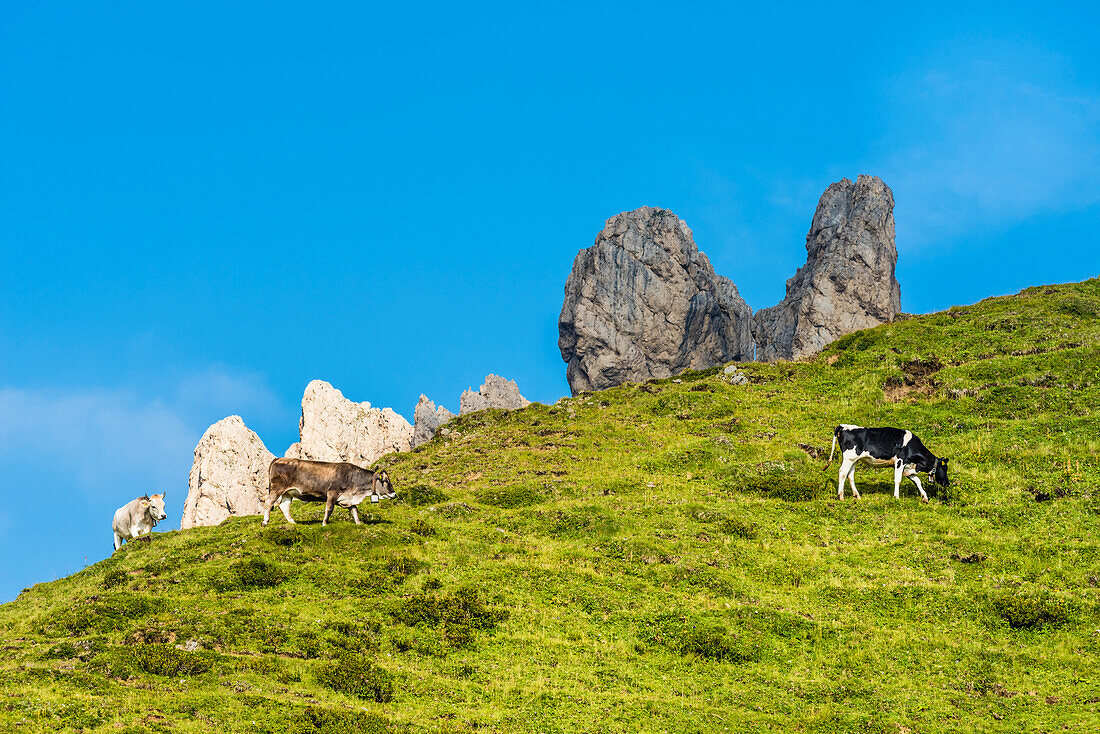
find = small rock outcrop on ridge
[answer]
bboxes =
[411,394,456,449]
[412,375,531,448]
[459,374,531,414]
[181,416,274,529]
[286,380,413,466]
[753,175,902,361]
[558,206,753,394]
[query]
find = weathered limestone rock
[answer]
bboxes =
[459,374,531,414]
[181,416,274,529]
[289,380,413,466]
[411,394,456,449]
[559,206,753,394]
[753,175,901,361]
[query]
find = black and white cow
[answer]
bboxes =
[828,424,949,502]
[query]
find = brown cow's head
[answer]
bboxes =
[371,471,396,503]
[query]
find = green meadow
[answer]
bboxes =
[3,279,1099,733]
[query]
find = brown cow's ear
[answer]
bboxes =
[141,500,150,507]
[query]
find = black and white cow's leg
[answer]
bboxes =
[350,505,362,525]
[904,465,929,502]
[838,458,853,498]
[838,456,861,499]
[322,495,336,526]
[893,459,906,499]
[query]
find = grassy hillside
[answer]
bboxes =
[3,279,1100,734]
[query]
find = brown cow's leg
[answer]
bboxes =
[350,505,361,525]
[261,492,276,526]
[262,476,286,526]
[278,494,295,524]
[322,495,336,526]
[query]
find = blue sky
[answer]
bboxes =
[2,1,1098,601]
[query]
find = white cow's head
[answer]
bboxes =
[142,493,168,524]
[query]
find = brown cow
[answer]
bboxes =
[261,458,396,526]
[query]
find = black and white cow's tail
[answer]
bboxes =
[827,425,842,465]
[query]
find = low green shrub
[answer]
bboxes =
[46,592,167,634]
[130,643,217,677]
[42,641,79,659]
[636,613,755,662]
[386,555,427,577]
[477,484,547,508]
[288,707,393,734]
[545,507,619,538]
[101,568,129,589]
[991,591,1072,630]
[262,526,304,547]
[741,471,823,502]
[315,654,394,702]
[718,517,758,539]
[214,557,288,591]
[390,586,507,648]
[400,484,449,507]
[324,620,382,654]
[409,519,436,537]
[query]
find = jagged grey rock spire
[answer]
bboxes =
[753,175,901,361]
[559,206,753,394]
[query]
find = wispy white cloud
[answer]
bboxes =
[875,44,1100,250]
[0,367,288,601]
[0,367,287,506]
[172,364,286,426]
[0,387,196,498]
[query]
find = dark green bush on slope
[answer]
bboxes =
[390,586,507,647]
[214,557,288,591]
[315,654,394,702]
[288,706,394,734]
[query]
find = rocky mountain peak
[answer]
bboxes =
[558,206,753,394]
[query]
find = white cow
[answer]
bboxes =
[112,493,167,551]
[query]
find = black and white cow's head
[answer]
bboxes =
[370,471,397,503]
[142,493,168,524]
[929,458,950,487]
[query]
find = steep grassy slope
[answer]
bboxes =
[3,279,1099,734]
